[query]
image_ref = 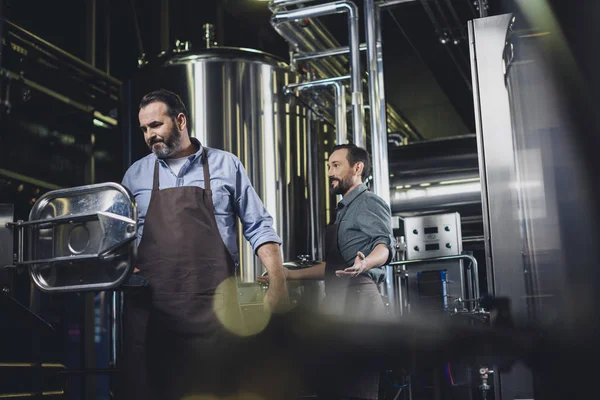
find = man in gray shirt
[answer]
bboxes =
[259,144,395,399]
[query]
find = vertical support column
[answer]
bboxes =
[84,1,98,399]
[332,82,347,146]
[344,3,365,148]
[364,0,390,205]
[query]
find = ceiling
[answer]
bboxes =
[4,0,518,141]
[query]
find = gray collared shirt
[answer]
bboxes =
[335,183,395,284]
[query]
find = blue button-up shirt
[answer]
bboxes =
[121,140,282,265]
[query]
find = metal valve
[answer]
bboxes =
[479,367,494,400]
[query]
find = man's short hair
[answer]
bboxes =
[139,89,190,128]
[332,144,371,181]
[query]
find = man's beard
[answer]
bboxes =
[329,175,353,195]
[148,127,182,159]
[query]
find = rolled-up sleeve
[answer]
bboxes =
[233,158,282,253]
[359,196,395,264]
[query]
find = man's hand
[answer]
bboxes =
[256,243,289,312]
[263,273,289,312]
[335,251,369,278]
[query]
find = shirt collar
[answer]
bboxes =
[155,137,204,165]
[338,183,368,209]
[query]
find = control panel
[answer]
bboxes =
[404,213,462,260]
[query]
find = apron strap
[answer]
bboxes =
[202,147,211,192]
[151,147,210,192]
[152,160,160,191]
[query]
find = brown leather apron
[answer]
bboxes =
[320,190,386,400]
[121,148,243,400]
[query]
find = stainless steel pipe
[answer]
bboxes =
[390,254,481,302]
[376,0,417,9]
[269,0,319,11]
[271,1,365,147]
[285,76,348,145]
[293,43,368,62]
[365,0,390,204]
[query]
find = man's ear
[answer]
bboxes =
[176,113,187,131]
[355,161,364,177]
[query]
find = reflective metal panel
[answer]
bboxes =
[469,14,526,318]
[27,183,137,292]
[469,13,530,400]
[126,47,327,281]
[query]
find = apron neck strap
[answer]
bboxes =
[152,160,160,191]
[151,147,211,191]
[202,147,211,192]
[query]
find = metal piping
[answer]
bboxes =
[293,43,367,62]
[377,0,417,9]
[272,18,342,79]
[269,0,318,11]
[390,253,481,302]
[6,21,121,85]
[269,3,421,140]
[285,76,348,145]
[271,1,365,147]
[365,0,390,204]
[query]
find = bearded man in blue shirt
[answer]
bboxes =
[120,89,287,400]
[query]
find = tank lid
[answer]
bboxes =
[147,46,290,69]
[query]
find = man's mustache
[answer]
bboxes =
[329,178,340,184]
[149,137,164,146]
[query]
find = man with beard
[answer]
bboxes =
[120,89,288,400]
[258,144,395,400]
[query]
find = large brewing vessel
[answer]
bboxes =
[123,46,327,281]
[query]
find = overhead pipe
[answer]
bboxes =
[274,21,347,127]
[269,0,318,11]
[285,76,348,146]
[377,0,417,8]
[271,1,365,147]
[272,17,344,79]
[293,43,367,62]
[304,17,358,95]
[270,2,422,141]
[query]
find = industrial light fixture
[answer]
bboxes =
[439,177,480,185]
[393,182,480,201]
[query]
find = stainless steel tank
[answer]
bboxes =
[124,47,328,281]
